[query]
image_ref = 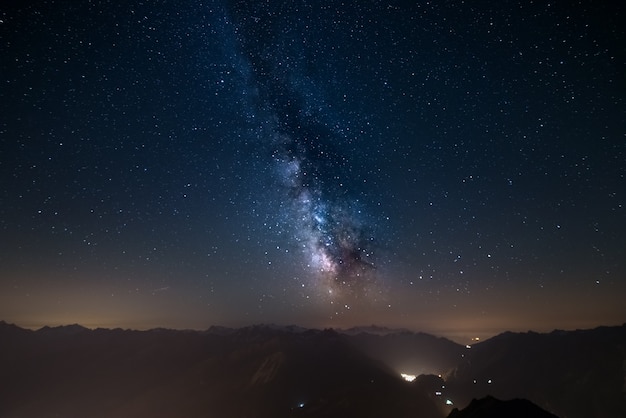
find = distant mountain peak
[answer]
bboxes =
[339,325,411,336]
[36,323,89,336]
[0,320,30,333]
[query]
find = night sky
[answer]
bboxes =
[1,0,625,342]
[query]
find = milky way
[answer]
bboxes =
[274,150,378,297]
[224,2,387,303]
[1,0,624,335]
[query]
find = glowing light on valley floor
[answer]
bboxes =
[400,373,416,382]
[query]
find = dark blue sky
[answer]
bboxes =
[1,0,625,341]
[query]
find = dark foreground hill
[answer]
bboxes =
[448,396,560,418]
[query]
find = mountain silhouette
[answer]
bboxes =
[0,323,442,418]
[444,325,626,418]
[2,321,624,418]
[448,396,560,418]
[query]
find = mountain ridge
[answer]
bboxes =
[2,321,625,417]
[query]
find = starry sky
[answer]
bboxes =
[1,0,625,342]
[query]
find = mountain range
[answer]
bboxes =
[1,321,624,417]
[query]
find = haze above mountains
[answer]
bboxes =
[1,321,624,418]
